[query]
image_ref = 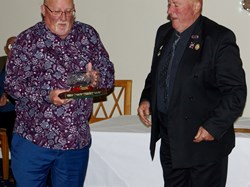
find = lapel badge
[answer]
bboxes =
[189,42,195,49]
[195,44,200,50]
[191,35,199,39]
[157,45,163,56]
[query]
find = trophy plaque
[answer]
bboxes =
[58,72,108,99]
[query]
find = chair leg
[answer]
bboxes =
[1,133,9,180]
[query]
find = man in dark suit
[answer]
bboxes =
[138,0,247,186]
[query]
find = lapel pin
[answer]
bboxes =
[157,45,163,56]
[189,42,195,49]
[195,44,200,50]
[191,35,199,39]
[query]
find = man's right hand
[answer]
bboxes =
[137,101,152,127]
[49,89,72,106]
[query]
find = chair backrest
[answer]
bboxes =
[89,80,132,123]
[234,128,250,133]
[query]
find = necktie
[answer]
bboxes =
[159,33,180,104]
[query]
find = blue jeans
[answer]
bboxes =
[11,134,90,187]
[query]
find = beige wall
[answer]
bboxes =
[0,0,249,117]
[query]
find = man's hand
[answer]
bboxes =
[49,89,72,106]
[0,94,8,107]
[137,101,152,127]
[86,62,99,87]
[193,126,215,143]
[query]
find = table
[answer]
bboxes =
[84,115,250,187]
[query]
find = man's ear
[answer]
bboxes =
[193,2,202,14]
[41,4,46,17]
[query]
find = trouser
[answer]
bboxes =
[158,112,228,187]
[11,134,90,187]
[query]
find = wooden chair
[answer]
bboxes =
[89,80,132,123]
[0,128,9,180]
[234,128,250,133]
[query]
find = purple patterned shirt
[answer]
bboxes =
[4,21,114,150]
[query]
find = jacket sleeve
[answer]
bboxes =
[203,29,247,140]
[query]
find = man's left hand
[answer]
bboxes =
[193,126,215,143]
[86,62,99,87]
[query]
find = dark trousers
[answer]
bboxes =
[158,112,228,187]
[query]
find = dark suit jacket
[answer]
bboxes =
[139,16,247,168]
[0,56,7,72]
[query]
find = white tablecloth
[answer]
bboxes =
[84,115,250,187]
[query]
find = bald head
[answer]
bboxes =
[41,0,75,39]
[167,0,203,33]
[189,0,202,3]
[44,0,74,4]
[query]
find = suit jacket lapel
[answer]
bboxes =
[152,27,174,79]
[168,19,204,110]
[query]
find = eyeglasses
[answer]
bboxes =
[44,4,75,17]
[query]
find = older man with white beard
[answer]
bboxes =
[4,0,114,186]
